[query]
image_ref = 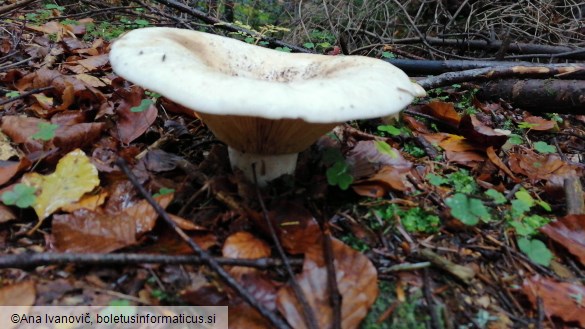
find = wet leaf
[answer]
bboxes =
[540,215,585,266]
[523,276,585,326]
[277,238,378,329]
[268,201,322,255]
[22,149,99,220]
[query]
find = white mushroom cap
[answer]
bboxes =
[109,27,425,184]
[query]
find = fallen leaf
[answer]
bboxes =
[486,146,519,182]
[222,232,271,279]
[60,191,108,212]
[523,115,558,131]
[0,204,16,223]
[459,114,508,148]
[277,238,378,329]
[522,275,585,326]
[540,215,585,265]
[22,149,99,220]
[268,201,322,255]
[423,101,461,127]
[66,54,109,73]
[113,86,157,144]
[52,193,173,253]
[0,280,35,305]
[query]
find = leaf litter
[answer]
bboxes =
[0,3,584,329]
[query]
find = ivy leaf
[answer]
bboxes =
[517,237,552,266]
[485,189,507,205]
[1,183,37,208]
[31,122,59,141]
[445,193,491,226]
[326,161,353,190]
[130,99,154,113]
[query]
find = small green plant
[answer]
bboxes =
[322,148,353,190]
[381,51,396,59]
[1,183,37,208]
[517,237,552,266]
[130,99,154,113]
[427,169,478,194]
[32,122,59,141]
[445,193,491,226]
[517,121,539,130]
[5,91,20,98]
[374,204,441,233]
[274,46,292,52]
[533,141,556,154]
[153,188,174,197]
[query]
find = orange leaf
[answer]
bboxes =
[277,238,378,329]
[222,232,271,279]
[523,275,585,326]
[486,146,519,182]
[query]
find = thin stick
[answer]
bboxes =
[0,252,302,269]
[116,158,291,329]
[0,86,54,106]
[252,165,319,329]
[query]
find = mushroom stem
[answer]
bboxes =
[228,147,298,186]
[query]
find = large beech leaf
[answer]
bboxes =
[523,275,585,326]
[222,231,271,279]
[540,215,585,265]
[22,149,99,220]
[277,238,378,329]
[52,193,173,253]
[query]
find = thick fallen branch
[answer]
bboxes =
[417,65,585,90]
[387,59,539,75]
[151,0,311,53]
[0,252,302,269]
[477,79,585,114]
[0,0,37,16]
[391,36,585,60]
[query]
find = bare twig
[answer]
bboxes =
[0,86,54,106]
[0,0,37,15]
[0,252,302,269]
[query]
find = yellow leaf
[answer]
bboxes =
[22,149,99,220]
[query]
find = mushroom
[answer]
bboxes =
[109,27,425,186]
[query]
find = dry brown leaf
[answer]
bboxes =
[523,115,558,131]
[540,215,585,265]
[113,86,158,144]
[0,280,36,306]
[60,191,108,212]
[486,146,519,182]
[222,232,271,279]
[268,201,322,255]
[52,193,173,253]
[522,275,585,326]
[458,114,508,148]
[277,238,378,329]
[423,101,461,127]
[0,204,16,223]
[66,54,109,73]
